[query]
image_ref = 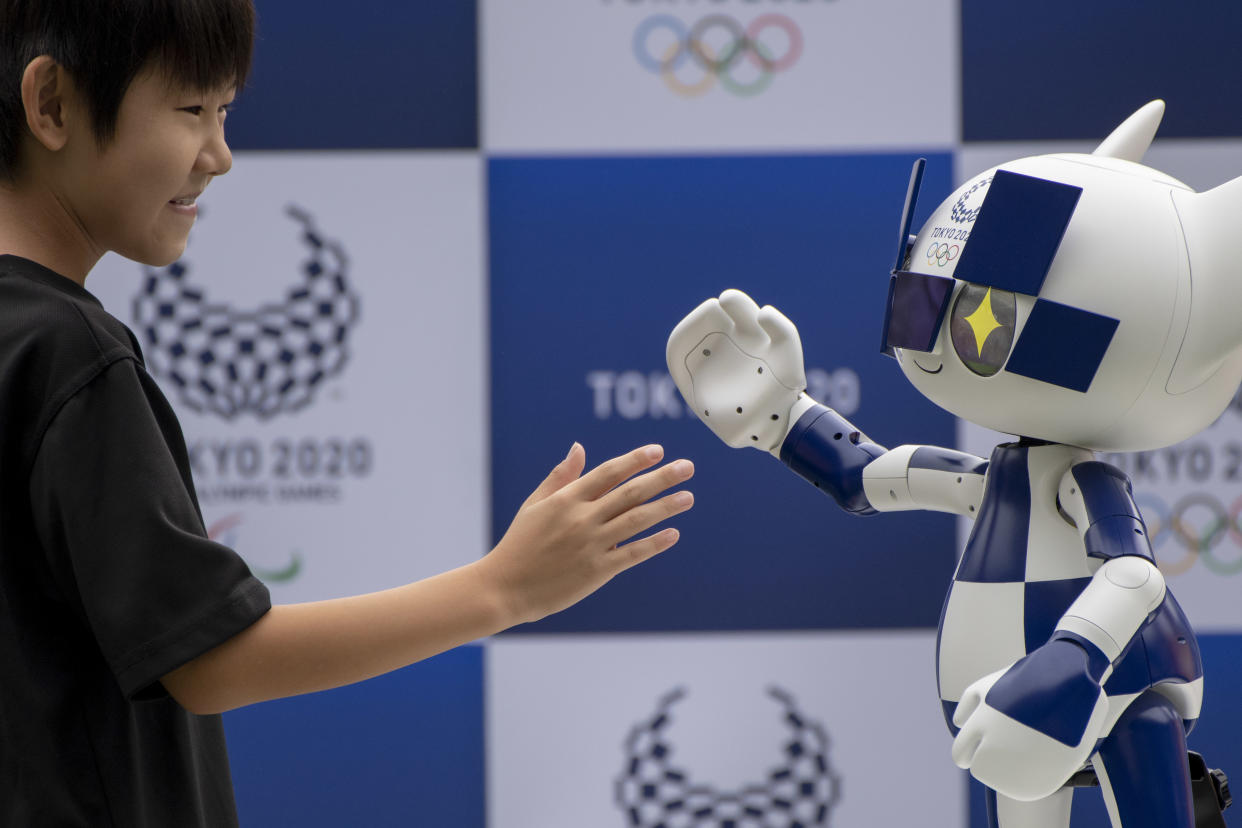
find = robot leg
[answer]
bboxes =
[985,786,1073,828]
[1094,692,1195,828]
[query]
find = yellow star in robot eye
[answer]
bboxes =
[963,287,1004,356]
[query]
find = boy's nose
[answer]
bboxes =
[199,128,232,177]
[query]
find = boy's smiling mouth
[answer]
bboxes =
[168,192,202,216]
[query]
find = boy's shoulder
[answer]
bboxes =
[0,255,141,366]
[0,255,149,471]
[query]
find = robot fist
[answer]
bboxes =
[951,641,1110,802]
[667,289,807,451]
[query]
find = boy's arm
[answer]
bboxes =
[162,442,693,714]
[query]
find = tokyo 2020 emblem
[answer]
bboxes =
[616,687,841,827]
[133,205,361,421]
[633,14,803,98]
[950,176,992,225]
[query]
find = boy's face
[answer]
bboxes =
[60,65,235,267]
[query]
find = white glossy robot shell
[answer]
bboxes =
[892,101,1242,452]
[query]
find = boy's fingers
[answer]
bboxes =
[598,459,694,522]
[603,490,694,547]
[523,442,585,507]
[570,444,664,501]
[608,527,681,573]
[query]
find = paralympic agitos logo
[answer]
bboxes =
[208,514,303,583]
[632,14,803,97]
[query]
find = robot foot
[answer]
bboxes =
[1065,752,1230,828]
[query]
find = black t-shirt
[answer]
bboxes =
[0,255,271,826]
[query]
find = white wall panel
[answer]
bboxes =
[88,152,487,603]
[487,632,963,827]
[483,0,959,153]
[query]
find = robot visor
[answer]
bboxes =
[881,270,955,354]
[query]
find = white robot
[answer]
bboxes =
[667,101,1238,828]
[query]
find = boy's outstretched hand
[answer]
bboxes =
[478,443,694,625]
[162,442,692,714]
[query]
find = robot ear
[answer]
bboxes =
[1092,100,1164,163]
[1168,172,1242,394]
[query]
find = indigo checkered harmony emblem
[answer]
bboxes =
[950,175,991,225]
[133,206,361,420]
[616,687,841,828]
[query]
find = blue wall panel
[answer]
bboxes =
[489,152,960,632]
[227,0,478,149]
[225,646,484,827]
[962,0,1242,141]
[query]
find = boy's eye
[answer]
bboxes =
[178,104,233,117]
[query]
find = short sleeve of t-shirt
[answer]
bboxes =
[27,358,270,699]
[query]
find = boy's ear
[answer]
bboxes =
[21,56,77,153]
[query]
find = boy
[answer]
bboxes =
[0,1,695,825]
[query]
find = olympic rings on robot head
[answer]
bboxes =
[632,14,803,98]
[926,242,959,267]
[1133,492,1242,576]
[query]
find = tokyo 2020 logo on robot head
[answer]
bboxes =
[133,206,361,421]
[615,687,841,827]
[948,176,991,225]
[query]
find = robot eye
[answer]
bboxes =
[880,270,954,354]
[949,283,1016,376]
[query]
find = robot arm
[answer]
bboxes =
[666,289,879,514]
[861,443,988,517]
[1052,461,1166,673]
[776,395,885,515]
[668,289,989,517]
[1057,461,1158,562]
[778,398,990,516]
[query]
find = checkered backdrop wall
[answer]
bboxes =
[84,1,1242,826]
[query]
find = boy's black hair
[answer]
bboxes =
[0,0,254,181]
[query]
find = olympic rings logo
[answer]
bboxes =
[927,242,959,267]
[632,14,803,98]
[1134,493,1242,576]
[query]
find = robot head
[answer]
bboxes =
[882,101,1242,451]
